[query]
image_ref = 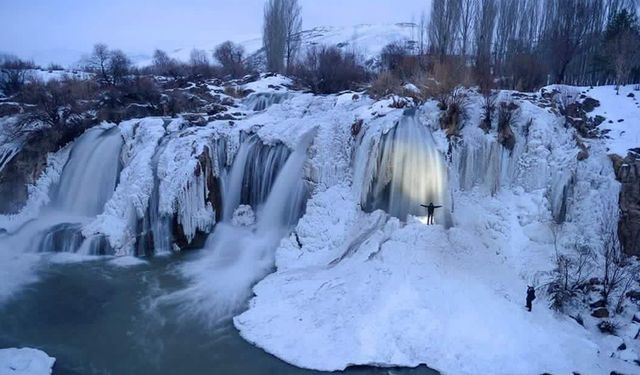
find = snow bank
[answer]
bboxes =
[586,85,640,156]
[0,348,55,375]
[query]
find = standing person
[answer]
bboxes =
[420,202,442,225]
[526,286,536,312]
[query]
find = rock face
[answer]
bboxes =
[612,152,640,256]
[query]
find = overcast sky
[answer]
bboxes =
[0,0,429,65]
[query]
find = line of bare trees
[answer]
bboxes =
[420,0,640,91]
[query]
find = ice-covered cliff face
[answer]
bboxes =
[0,77,636,374]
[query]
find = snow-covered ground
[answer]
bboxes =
[0,348,55,375]
[585,84,640,156]
[228,82,639,374]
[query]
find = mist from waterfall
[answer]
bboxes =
[360,110,451,226]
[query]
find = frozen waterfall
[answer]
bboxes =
[360,110,452,226]
[169,131,313,322]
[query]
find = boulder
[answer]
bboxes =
[582,97,600,112]
[590,299,607,309]
[592,308,610,318]
[626,290,640,300]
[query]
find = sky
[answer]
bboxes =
[0,0,429,66]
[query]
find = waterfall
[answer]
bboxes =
[360,110,451,225]
[1,126,123,255]
[172,131,313,322]
[52,127,123,216]
[223,134,291,221]
[452,137,520,196]
[244,93,290,112]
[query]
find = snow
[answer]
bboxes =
[585,85,640,156]
[27,68,91,83]
[108,255,148,267]
[0,348,55,375]
[231,84,636,375]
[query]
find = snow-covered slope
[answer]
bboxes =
[228,85,637,375]
[586,85,640,156]
[140,23,416,67]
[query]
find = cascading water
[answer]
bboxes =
[223,134,291,221]
[53,126,123,217]
[137,136,173,256]
[360,109,452,226]
[244,93,291,112]
[1,126,124,255]
[168,131,313,322]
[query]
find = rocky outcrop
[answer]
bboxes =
[611,151,640,256]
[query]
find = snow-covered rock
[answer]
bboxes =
[0,348,55,375]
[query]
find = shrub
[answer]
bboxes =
[0,57,36,95]
[479,93,496,132]
[439,88,470,138]
[214,41,247,79]
[293,46,367,94]
[368,71,402,99]
[597,320,617,335]
[380,41,424,80]
[497,102,517,151]
[223,85,245,98]
[47,63,64,71]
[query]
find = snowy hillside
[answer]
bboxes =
[141,23,416,67]
[585,85,640,157]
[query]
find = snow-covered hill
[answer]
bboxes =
[139,23,416,67]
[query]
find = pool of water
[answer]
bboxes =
[0,253,439,375]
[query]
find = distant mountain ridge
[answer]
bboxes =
[141,23,417,67]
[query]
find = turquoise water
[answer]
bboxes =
[0,254,438,375]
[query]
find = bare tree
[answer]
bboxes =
[602,9,640,93]
[539,0,605,83]
[429,0,463,60]
[109,49,130,86]
[419,10,429,55]
[214,41,246,78]
[459,0,477,57]
[189,48,209,67]
[263,0,302,73]
[283,0,302,73]
[87,43,111,84]
[152,49,175,77]
[189,48,211,78]
[474,0,498,91]
[494,0,520,74]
